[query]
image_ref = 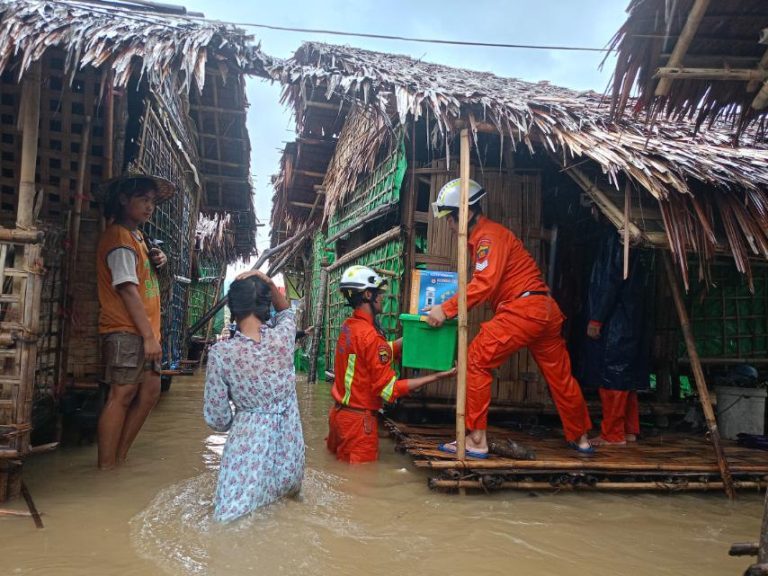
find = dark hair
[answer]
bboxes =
[104,176,159,219]
[228,277,272,323]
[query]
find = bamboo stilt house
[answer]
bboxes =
[608,0,768,140]
[0,0,263,500]
[270,42,768,430]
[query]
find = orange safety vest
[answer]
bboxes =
[331,309,408,411]
[443,215,548,317]
[96,223,162,341]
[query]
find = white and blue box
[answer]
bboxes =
[408,269,458,314]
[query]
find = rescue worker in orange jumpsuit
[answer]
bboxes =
[327,265,456,463]
[426,179,593,456]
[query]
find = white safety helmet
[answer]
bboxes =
[432,178,486,219]
[339,265,388,295]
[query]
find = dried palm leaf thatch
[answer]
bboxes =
[195,213,238,264]
[270,42,768,288]
[606,0,768,140]
[321,103,394,221]
[0,0,270,93]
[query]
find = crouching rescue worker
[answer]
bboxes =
[426,179,593,456]
[327,265,456,463]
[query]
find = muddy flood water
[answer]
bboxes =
[1,373,765,576]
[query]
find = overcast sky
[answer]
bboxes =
[181,0,629,273]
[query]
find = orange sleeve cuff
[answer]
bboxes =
[394,379,411,400]
[442,297,458,318]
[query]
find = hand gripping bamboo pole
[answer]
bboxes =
[455,129,471,461]
[662,251,735,500]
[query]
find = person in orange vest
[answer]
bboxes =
[327,265,456,463]
[426,179,593,456]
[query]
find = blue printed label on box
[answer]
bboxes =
[409,269,458,314]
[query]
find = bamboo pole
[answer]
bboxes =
[455,129,470,461]
[16,62,41,230]
[307,267,329,384]
[623,182,630,280]
[662,251,735,500]
[655,0,711,97]
[655,67,767,82]
[0,230,44,244]
[326,227,401,272]
[20,482,43,529]
[429,479,766,492]
[58,116,92,394]
[417,457,762,472]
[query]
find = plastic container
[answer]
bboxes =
[714,385,767,440]
[399,313,457,371]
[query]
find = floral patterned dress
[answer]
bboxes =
[203,309,305,523]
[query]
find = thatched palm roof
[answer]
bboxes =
[0,0,264,257]
[271,42,768,287]
[607,0,768,139]
[0,0,270,91]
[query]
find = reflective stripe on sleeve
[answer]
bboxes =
[380,375,397,402]
[342,354,356,405]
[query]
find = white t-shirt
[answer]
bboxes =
[107,247,139,287]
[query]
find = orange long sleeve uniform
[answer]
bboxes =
[327,309,409,463]
[441,216,591,441]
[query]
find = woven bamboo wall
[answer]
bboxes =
[413,160,551,406]
[0,52,106,384]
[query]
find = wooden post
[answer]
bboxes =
[662,251,735,499]
[455,129,471,461]
[307,267,329,384]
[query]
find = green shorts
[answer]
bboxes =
[101,333,160,385]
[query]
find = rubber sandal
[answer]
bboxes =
[438,440,490,459]
[567,441,596,455]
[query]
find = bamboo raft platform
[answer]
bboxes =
[384,419,768,494]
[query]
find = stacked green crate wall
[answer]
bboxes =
[685,261,768,358]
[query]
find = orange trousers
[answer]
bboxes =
[467,296,592,441]
[326,405,379,463]
[598,389,639,443]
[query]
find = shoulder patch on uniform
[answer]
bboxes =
[476,238,492,261]
[475,260,489,272]
[377,343,392,365]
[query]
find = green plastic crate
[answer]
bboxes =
[399,313,457,371]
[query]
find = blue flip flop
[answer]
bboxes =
[568,441,595,455]
[438,441,490,459]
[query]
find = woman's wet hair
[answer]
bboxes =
[228,276,272,323]
[104,176,159,219]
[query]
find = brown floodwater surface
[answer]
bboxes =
[1,374,764,576]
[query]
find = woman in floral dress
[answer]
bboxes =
[204,270,304,523]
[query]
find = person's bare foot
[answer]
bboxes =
[589,435,627,447]
[625,433,638,442]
